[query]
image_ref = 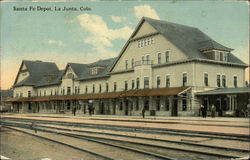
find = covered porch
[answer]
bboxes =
[196,87,250,117]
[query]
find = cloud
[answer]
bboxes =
[48,40,63,46]
[84,37,113,47]
[134,5,160,20]
[77,14,133,41]
[111,16,122,23]
[76,14,133,61]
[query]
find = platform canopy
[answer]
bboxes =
[195,87,250,96]
[6,87,189,102]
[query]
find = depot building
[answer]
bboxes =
[8,17,249,117]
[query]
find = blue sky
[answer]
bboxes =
[1,1,249,89]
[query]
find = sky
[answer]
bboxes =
[1,1,249,89]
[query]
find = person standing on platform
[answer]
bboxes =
[88,104,92,116]
[211,104,216,118]
[73,106,76,116]
[142,106,145,118]
[88,100,93,116]
[204,105,207,118]
[200,104,205,118]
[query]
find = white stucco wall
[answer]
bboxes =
[112,21,188,73]
[14,86,34,97]
[194,62,245,88]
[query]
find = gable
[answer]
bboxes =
[15,63,30,84]
[132,21,158,39]
[110,18,190,73]
[63,65,77,79]
[21,64,27,71]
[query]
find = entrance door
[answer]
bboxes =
[100,102,104,114]
[125,100,129,115]
[28,102,32,112]
[216,99,222,117]
[112,101,116,115]
[171,97,178,116]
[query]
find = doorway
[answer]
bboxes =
[171,96,178,116]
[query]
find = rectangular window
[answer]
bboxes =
[131,58,134,68]
[125,80,128,91]
[157,76,161,88]
[40,91,41,96]
[132,80,135,89]
[20,93,23,97]
[151,37,154,44]
[204,73,208,86]
[222,75,226,87]
[146,55,150,64]
[85,86,88,93]
[136,78,140,89]
[44,91,46,96]
[217,75,221,87]
[144,77,149,89]
[51,90,53,95]
[165,51,170,63]
[63,88,65,95]
[183,73,187,87]
[234,76,237,88]
[144,39,147,46]
[166,75,170,88]
[114,82,117,92]
[125,60,128,70]
[165,98,170,111]
[28,91,31,97]
[158,53,161,64]
[67,87,71,95]
[142,56,145,64]
[141,40,144,47]
[223,53,228,61]
[92,84,95,93]
[147,38,150,45]
[106,83,109,92]
[99,84,102,93]
[215,52,220,61]
[220,52,223,61]
[91,67,98,75]
[138,41,141,48]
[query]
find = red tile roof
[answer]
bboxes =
[7,87,189,102]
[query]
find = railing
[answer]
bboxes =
[134,60,154,67]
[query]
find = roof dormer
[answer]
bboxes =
[198,40,233,62]
[89,66,105,75]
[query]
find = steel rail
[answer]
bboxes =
[2,125,114,160]
[3,124,175,160]
[2,120,248,153]
[1,117,249,142]
[2,122,245,159]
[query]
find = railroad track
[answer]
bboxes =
[1,117,249,142]
[89,118,249,128]
[1,118,249,160]
[2,126,170,160]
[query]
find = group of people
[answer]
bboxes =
[72,102,94,116]
[200,104,216,118]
